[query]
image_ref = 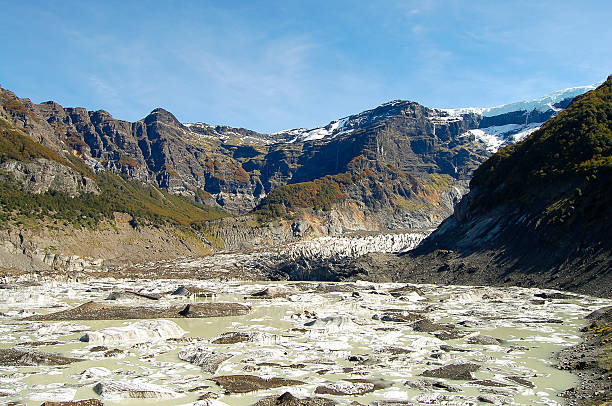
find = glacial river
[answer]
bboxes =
[0,279,610,405]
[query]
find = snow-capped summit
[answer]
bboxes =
[272,83,598,153]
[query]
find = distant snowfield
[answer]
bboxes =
[440,84,598,118]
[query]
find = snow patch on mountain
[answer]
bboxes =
[184,122,277,145]
[441,84,598,118]
[183,83,598,148]
[463,122,543,153]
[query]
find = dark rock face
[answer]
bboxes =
[421,362,481,380]
[0,158,99,196]
[478,107,557,128]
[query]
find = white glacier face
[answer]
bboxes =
[441,84,599,118]
[461,122,544,153]
[482,85,598,117]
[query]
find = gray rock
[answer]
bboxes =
[178,347,232,374]
[253,391,336,406]
[28,301,250,320]
[0,158,99,197]
[421,363,480,380]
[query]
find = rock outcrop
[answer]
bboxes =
[0,158,99,196]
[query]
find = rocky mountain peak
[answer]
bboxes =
[145,108,182,127]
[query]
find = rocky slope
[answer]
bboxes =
[326,76,612,297]
[558,306,612,405]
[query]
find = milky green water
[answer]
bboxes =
[0,280,610,406]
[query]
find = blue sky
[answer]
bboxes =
[1,1,610,133]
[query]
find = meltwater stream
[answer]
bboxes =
[0,279,610,405]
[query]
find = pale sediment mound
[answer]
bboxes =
[80,320,185,345]
[178,347,232,374]
[93,381,180,399]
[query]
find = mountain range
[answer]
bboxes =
[295,76,612,298]
[0,80,601,271]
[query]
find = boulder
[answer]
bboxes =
[421,363,480,380]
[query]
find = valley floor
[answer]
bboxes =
[0,275,610,405]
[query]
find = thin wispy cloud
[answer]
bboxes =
[0,1,610,132]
